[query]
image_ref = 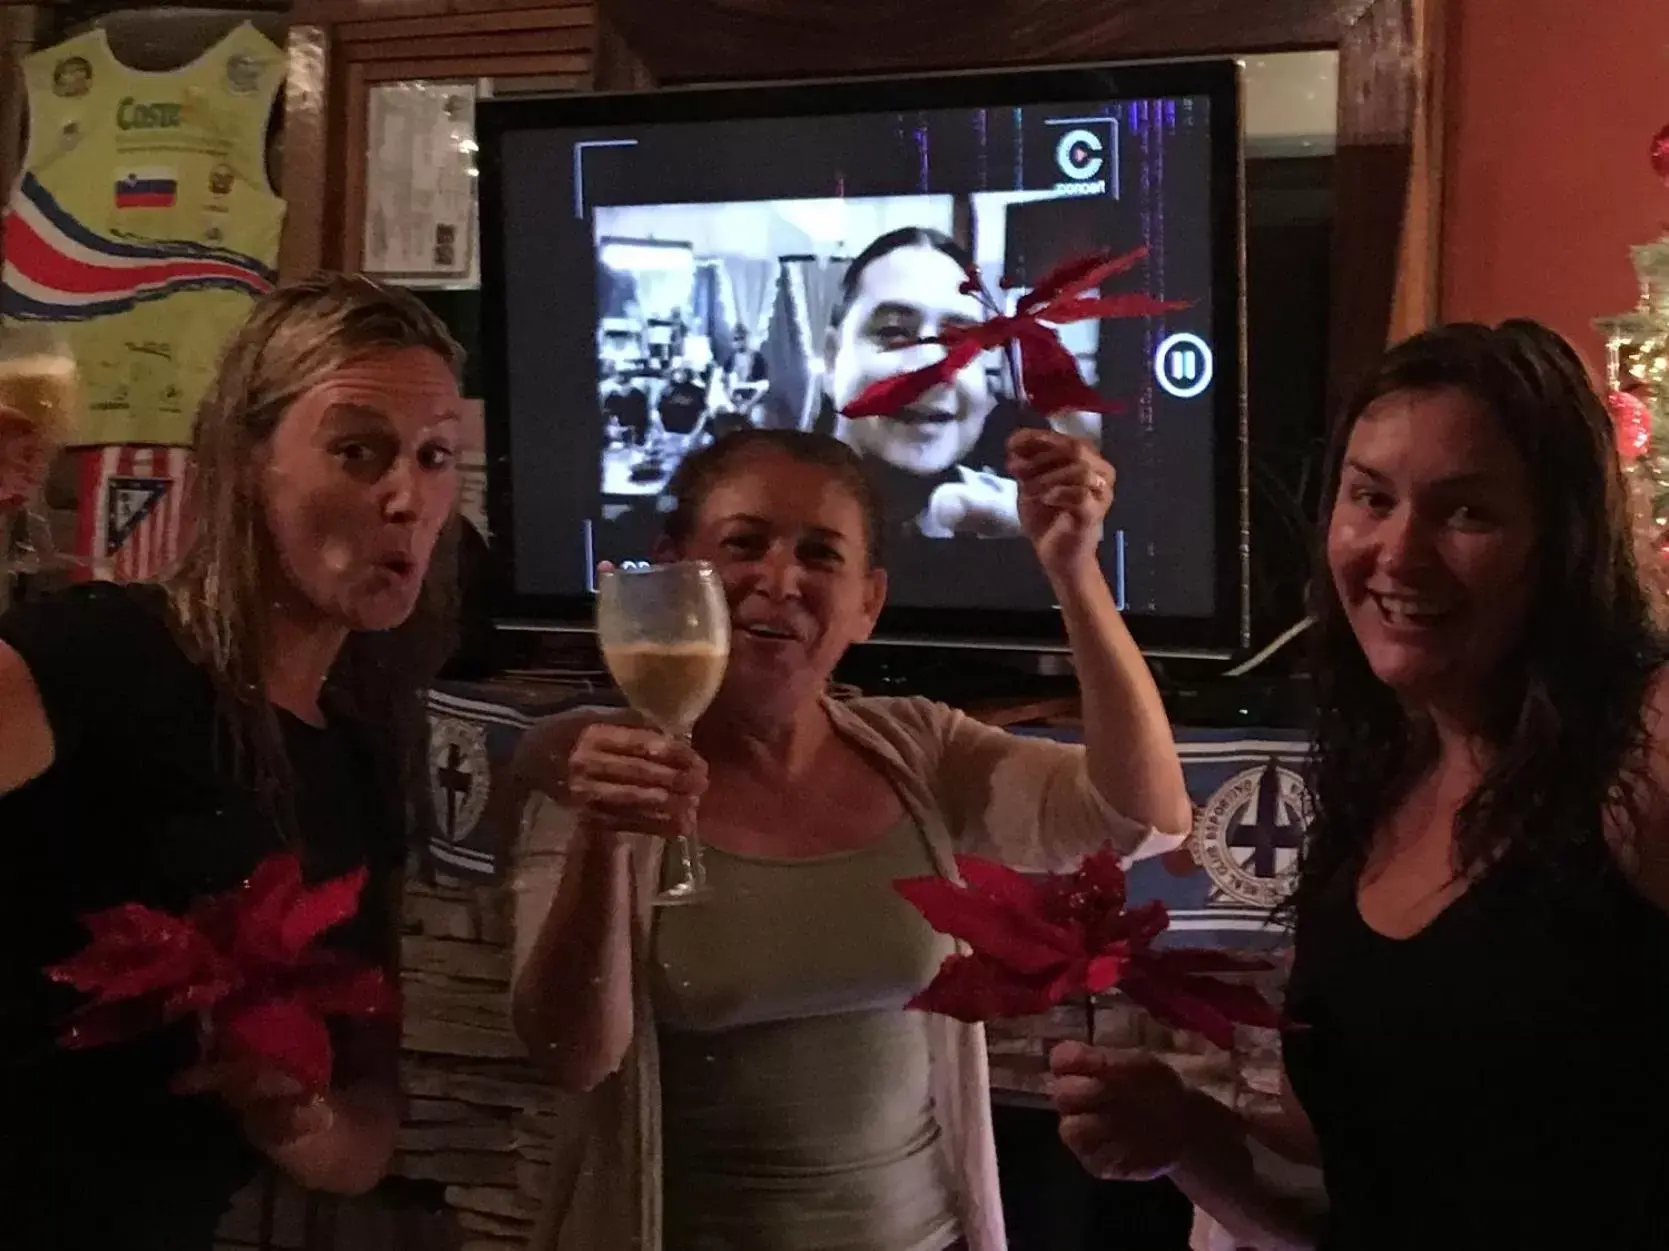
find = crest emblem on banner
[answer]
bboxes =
[104,475,170,554]
[1194,759,1310,908]
[429,715,490,844]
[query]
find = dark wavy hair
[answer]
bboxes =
[1290,320,1668,921]
[662,427,887,567]
[828,226,976,333]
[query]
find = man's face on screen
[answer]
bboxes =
[826,244,993,476]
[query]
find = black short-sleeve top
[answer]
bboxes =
[0,582,406,1249]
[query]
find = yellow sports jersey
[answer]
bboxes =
[1,22,285,446]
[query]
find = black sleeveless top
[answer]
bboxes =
[1284,856,1669,1249]
[0,584,404,1250]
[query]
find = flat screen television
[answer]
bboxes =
[478,59,1247,657]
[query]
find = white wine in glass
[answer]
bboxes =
[596,561,730,905]
[0,325,82,578]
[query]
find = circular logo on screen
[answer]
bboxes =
[1194,761,1310,907]
[429,715,490,844]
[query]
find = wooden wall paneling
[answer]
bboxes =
[290,0,449,23]
[277,23,333,280]
[603,0,1367,82]
[447,0,590,12]
[0,6,40,211]
[355,52,585,78]
[592,9,652,89]
[279,0,599,279]
[1390,0,1444,342]
[335,5,593,43]
[292,0,589,13]
[349,28,589,60]
[338,57,370,272]
[342,51,582,271]
[1328,0,1438,412]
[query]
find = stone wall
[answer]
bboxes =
[391,872,556,1250]
[211,867,551,1251]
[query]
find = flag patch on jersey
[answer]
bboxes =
[114,169,178,210]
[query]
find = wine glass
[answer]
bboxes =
[0,324,82,578]
[596,561,731,905]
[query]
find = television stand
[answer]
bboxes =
[834,648,1078,711]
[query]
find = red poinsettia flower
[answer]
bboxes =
[842,247,1190,421]
[48,853,400,1092]
[895,847,1282,1050]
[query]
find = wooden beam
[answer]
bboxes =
[1390,0,1445,343]
[602,0,1365,82]
[339,58,369,271]
[336,5,592,42]
[295,0,590,17]
[355,51,587,78]
[345,28,590,59]
[277,24,334,281]
[1328,0,1439,411]
[592,8,652,89]
[0,6,39,224]
[290,0,446,22]
[449,0,590,11]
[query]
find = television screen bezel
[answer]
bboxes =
[477,57,1248,658]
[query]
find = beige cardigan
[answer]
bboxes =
[523,695,1169,1251]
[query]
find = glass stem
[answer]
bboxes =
[656,727,710,903]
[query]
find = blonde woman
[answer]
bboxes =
[0,274,464,1250]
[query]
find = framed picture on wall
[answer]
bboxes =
[361,79,482,287]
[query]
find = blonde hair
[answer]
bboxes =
[161,272,465,843]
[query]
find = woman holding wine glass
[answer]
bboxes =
[511,425,1191,1251]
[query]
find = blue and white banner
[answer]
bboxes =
[1020,725,1311,952]
[425,683,1313,928]
[424,683,620,881]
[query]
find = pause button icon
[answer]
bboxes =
[1154,333,1214,399]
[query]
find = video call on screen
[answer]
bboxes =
[495,98,1221,619]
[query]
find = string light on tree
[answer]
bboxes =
[1595,130,1669,612]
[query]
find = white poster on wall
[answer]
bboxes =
[362,81,479,283]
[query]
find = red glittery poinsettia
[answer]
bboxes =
[896,847,1282,1050]
[47,852,400,1092]
[842,246,1190,420]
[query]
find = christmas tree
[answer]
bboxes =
[1594,124,1669,610]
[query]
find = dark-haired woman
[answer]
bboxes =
[1049,320,1669,1249]
[820,226,1028,538]
[0,274,464,1249]
[510,426,1192,1251]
